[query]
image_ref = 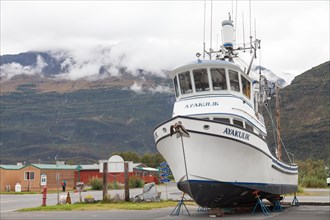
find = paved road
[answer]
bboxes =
[1,205,329,220]
[0,185,329,220]
[0,182,189,212]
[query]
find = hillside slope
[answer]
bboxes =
[265,61,330,161]
[0,87,174,164]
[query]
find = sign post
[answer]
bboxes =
[159,161,172,200]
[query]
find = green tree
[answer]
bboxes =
[297,159,328,188]
[141,153,153,167]
[112,151,141,162]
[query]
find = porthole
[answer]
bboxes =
[203,125,210,130]
[162,128,167,133]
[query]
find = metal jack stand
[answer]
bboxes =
[273,197,283,212]
[252,194,271,216]
[291,193,300,206]
[170,193,190,216]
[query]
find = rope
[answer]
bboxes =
[263,102,293,164]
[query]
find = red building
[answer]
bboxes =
[74,163,159,185]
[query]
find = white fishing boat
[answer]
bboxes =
[154,14,298,208]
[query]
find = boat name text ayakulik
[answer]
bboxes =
[223,127,250,141]
[184,102,219,109]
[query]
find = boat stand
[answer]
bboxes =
[272,198,283,212]
[291,193,300,206]
[170,193,190,216]
[252,194,271,216]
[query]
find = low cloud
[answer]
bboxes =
[0,55,47,79]
[129,82,144,94]
[148,84,172,94]
[51,39,184,81]
[128,81,172,94]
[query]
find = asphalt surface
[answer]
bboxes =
[1,184,329,220]
[1,205,329,220]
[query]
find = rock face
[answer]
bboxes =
[134,182,161,202]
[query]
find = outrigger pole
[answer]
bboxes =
[275,84,282,161]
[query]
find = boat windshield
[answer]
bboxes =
[229,70,240,92]
[174,66,252,101]
[193,68,209,92]
[211,68,227,90]
[241,75,251,99]
[178,71,192,94]
[174,76,179,97]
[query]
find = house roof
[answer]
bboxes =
[0,165,25,170]
[79,164,99,170]
[0,164,77,170]
[31,164,77,170]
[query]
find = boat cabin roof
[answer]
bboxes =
[169,60,243,79]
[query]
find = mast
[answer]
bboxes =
[275,84,282,161]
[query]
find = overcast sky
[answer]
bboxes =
[1,0,329,77]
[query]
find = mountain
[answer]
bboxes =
[0,51,328,164]
[1,51,293,87]
[264,61,330,162]
[252,66,290,87]
[0,51,174,164]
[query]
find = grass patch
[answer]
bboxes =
[0,191,38,195]
[18,201,184,212]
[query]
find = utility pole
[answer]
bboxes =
[275,84,282,161]
[124,162,130,202]
[103,162,108,201]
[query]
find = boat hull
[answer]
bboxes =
[154,116,298,208]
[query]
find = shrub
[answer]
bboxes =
[300,176,327,188]
[129,177,144,188]
[108,181,122,189]
[297,159,328,188]
[89,177,102,190]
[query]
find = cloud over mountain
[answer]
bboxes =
[0,47,294,94]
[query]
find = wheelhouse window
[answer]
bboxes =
[211,68,227,90]
[233,119,243,127]
[193,68,209,92]
[241,75,251,99]
[229,70,240,92]
[173,76,179,97]
[178,71,192,94]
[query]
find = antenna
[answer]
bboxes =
[254,18,257,58]
[254,18,257,40]
[234,0,238,43]
[242,12,245,52]
[209,0,213,60]
[231,0,234,21]
[249,0,253,54]
[203,0,206,59]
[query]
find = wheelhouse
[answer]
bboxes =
[171,60,252,104]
